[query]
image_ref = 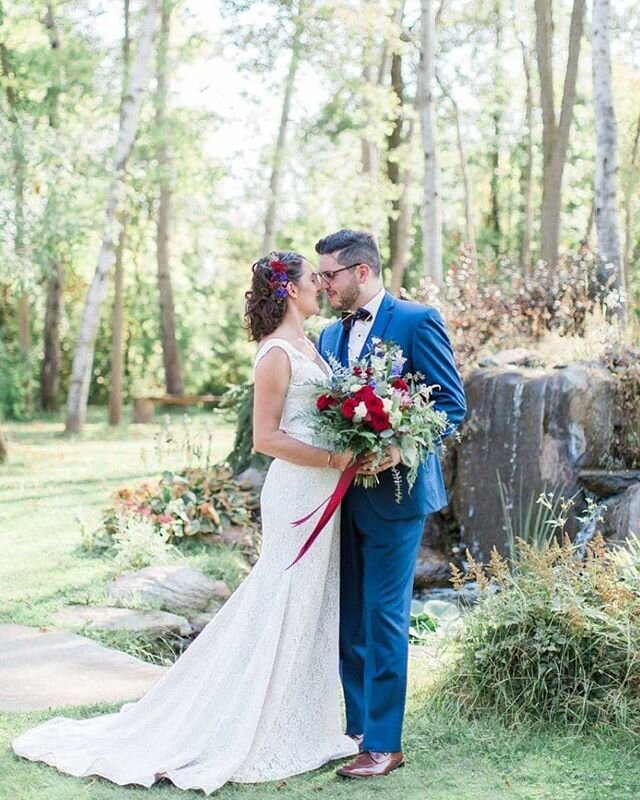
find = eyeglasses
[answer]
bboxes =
[316,263,362,285]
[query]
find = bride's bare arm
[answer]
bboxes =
[253,348,351,469]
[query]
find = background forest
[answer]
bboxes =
[0,0,638,434]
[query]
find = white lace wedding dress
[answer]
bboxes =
[11,338,357,794]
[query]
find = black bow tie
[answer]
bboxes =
[341,307,373,332]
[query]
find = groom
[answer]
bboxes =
[316,229,466,779]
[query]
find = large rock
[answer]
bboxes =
[51,605,193,637]
[453,363,616,558]
[607,485,640,545]
[0,624,165,712]
[106,565,231,616]
[578,469,640,498]
[414,546,453,590]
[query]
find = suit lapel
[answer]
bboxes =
[361,292,395,358]
[322,322,347,367]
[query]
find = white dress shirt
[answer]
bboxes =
[348,287,386,362]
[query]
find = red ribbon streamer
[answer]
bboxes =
[286,461,359,570]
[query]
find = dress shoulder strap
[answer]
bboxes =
[253,338,301,375]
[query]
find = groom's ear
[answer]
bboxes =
[355,263,372,283]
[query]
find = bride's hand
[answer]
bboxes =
[329,449,355,471]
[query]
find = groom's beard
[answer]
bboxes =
[327,280,361,312]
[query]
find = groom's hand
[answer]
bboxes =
[357,446,401,476]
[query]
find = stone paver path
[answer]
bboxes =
[0,624,166,712]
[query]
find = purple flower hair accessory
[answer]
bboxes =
[267,254,290,300]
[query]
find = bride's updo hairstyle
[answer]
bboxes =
[244,251,306,341]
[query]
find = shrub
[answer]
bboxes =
[444,535,640,732]
[111,513,178,571]
[413,249,618,371]
[103,464,260,551]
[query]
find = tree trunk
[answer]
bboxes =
[438,73,476,270]
[40,1,63,412]
[0,32,31,409]
[488,0,502,249]
[418,0,442,285]
[519,37,534,274]
[389,145,413,296]
[155,0,184,396]
[387,51,403,274]
[65,0,159,433]
[261,3,303,254]
[109,224,126,424]
[360,61,379,177]
[623,112,640,295]
[592,0,624,325]
[109,0,131,426]
[0,427,7,463]
[535,0,585,269]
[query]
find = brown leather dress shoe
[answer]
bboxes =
[336,750,405,778]
[347,733,364,752]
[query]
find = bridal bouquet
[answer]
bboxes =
[287,339,449,569]
[308,338,449,494]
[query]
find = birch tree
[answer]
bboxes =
[418,0,442,284]
[262,0,303,254]
[65,0,159,433]
[592,0,624,324]
[623,112,640,295]
[109,0,131,426]
[534,0,585,269]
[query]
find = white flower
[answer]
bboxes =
[390,410,402,428]
[382,398,393,413]
[350,383,363,393]
[353,401,368,421]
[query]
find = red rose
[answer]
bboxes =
[362,393,384,414]
[341,397,357,420]
[369,410,391,431]
[354,385,376,402]
[391,377,409,392]
[317,394,337,411]
[352,366,362,376]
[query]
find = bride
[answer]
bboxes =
[11,251,359,794]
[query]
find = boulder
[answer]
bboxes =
[453,363,616,558]
[578,469,640,498]
[607,485,640,545]
[188,600,222,635]
[414,546,453,590]
[51,605,193,637]
[106,565,230,616]
[235,467,267,490]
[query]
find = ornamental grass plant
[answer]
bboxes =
[444,534,640,733]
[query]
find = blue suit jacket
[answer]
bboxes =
[318,292,467,521]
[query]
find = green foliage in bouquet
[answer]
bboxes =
[445,535,640,732]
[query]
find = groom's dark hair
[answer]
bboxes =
[315,229,381,276]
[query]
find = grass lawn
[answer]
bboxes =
[2,410,640,799]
